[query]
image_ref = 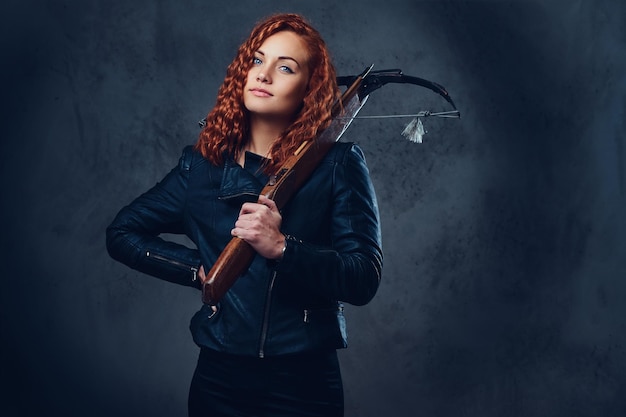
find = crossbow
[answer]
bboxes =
[201,65,460,305]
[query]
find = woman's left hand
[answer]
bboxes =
[231,194,286,260]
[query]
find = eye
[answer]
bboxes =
[253,56,262,65]
[279,65,294,74]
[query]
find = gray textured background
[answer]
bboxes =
[2,0,625,416]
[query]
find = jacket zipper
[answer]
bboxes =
[145,251,199,283]
[258,271,277,358]
[218,192,259,201]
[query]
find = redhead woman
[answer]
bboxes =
[106,13,382,417]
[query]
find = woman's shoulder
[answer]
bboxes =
[326,141,367,165]
[177,145,213,173]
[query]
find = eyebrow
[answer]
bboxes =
[256,50,301,68]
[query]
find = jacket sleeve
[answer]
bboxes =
[105,146,202,289]
[276,143,383,306]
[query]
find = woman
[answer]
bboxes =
[106,13,382,417]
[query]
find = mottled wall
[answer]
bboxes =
[1,1,625,416]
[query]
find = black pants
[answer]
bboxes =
[188,348,344,417]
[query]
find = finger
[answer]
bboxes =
[198,265,207,283]
[239,202,256,216]
[257,194,278,212]
[239,201,270,218]
[231,227,248,239]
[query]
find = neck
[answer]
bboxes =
[246,114,291,158]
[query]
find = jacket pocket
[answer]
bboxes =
[303,304,344,323]
[145,250,199,283]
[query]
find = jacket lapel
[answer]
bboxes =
[218,158,264,203]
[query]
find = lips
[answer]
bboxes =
[249,88,273,97]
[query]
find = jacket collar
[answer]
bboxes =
[218,157,266,203]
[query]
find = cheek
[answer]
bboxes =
[288,79,309,103]
[244,72,254,88]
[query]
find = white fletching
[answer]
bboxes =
[401,117,426,143]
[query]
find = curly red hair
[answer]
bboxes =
[194,13,340,173]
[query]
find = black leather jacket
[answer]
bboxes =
[106,141,382,357]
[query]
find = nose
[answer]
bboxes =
[256,70,271,83]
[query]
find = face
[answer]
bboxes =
[243,31,310,123]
